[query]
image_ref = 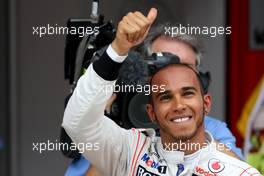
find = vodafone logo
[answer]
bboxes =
[195,166,216,176]
[208,158,225,173]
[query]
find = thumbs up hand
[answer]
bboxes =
[112,8,157,55]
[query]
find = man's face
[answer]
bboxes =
[151,36,197,67]
[146,65,211,142]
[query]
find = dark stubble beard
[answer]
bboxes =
[157,107,205,143]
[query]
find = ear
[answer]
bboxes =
[203,94,212,115]
[146,103,156,122]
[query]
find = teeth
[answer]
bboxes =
[173,119,182,123]
[172,117,190,123]
[181,117,189,122]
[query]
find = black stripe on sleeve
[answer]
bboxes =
[93,51,123,81]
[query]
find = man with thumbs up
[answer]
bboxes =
[62,8,261,175]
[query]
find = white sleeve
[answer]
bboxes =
[61,46,148,175]
[106,44,127,63]
[62,64,128,174]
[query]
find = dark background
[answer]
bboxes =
[0,0,9,175]
[1,0,231,175]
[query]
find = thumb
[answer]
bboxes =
[147,8,157,24]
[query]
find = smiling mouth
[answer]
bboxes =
[170,116,192,123]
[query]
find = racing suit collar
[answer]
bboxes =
[156,131,214,165]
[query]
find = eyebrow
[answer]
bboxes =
[154,86,198,99]
[155,90,171,99]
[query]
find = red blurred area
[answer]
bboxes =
[228,0,264,147]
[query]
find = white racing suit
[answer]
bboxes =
[62,46,261,176]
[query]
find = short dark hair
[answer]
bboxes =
[148,63,210,102]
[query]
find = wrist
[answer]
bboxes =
[111,39,130,56]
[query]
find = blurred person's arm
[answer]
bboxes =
[205,116,244,160]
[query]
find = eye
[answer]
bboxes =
[183,91,195,97]
[159,94,172,101]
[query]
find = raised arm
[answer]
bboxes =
[62,8,157,175]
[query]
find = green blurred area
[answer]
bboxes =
[247,152,264,174]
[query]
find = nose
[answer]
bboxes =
[172,96,186,112]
